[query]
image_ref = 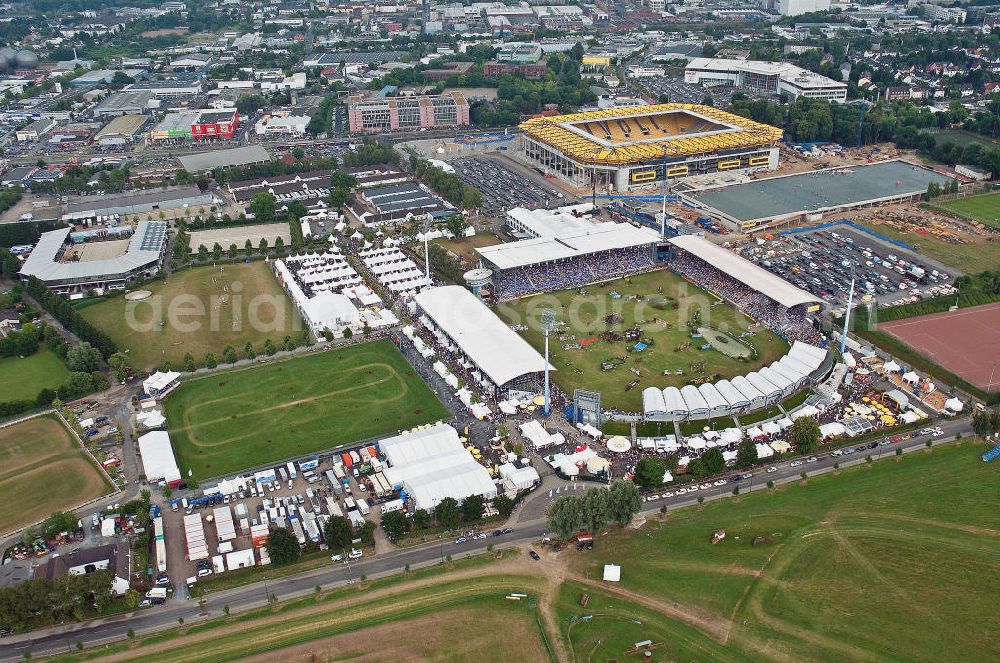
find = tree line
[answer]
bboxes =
[0,571,115,631]
[408,156,482,210]
[25,275,118,358]
[546,480,642,540]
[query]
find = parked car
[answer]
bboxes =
[529,550,540,561]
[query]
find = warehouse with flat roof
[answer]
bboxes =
[94,114,149,146]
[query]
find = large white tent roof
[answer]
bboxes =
[137,431,181,484]
[668,234,823,309]
[414,285,549,387]
[379,424,496,512]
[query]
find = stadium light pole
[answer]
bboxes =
[541,309,556,417]
[660,146,669,239]
[840,269,856,356]
[423,212,432,288]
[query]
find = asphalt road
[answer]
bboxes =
[0,417,971,661]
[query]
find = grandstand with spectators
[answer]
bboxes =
[476,220,660,301]
[517,103,782,192]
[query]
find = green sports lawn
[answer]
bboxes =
[164,340,449,480]
[564,441,1000,662]
[79,262,302,371]
[0,414,113,534]
[0,349,70,402]
[937,191,1000,230]
[497,269,789,412]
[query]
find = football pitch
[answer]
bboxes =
[497,269,789,412]
[0,415,113,534]
[164,340,449,480]
[79,262,301,371]
[937,191,1000,230]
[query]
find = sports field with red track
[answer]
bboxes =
[879,302,1000,392]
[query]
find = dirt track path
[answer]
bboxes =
[93,553,544,663]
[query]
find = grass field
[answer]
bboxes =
[165,340,449,480]
[0,414,112,534]
[497,270,789,412]
[936,191,1000,230]
[0,349,69,402]
[50,559,548,663]
[859,219,1000,274]
[433,232,501,264]
[921,128,998,149]
[79,262,301,371]
[566,441,1000,662]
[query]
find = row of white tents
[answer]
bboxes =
[643,341,828,420]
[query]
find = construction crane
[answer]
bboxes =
[856,99,871,149]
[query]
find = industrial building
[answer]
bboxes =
[347,91,470,133]
[18,220,168,294]
[150,109,239,142]
[517,103,783,192]
[684,58,847,102]
[63,186,214,221]
[93,114,149,146]
[348,182,455,226]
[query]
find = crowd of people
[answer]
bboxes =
[493,246,657,300]
[669,251,823,346]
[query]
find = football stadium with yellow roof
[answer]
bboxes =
[517,103,783,192]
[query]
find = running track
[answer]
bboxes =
[879,301,1000,391]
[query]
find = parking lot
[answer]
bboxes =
[742,226,956,307]
[636,76,738,106]
[452,157,567,214]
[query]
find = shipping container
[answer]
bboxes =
[286,461,298,479]
[355,498,370,516]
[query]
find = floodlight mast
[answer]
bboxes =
[841,269,856,356]
[541,309,556,416]
[423,212,432,288]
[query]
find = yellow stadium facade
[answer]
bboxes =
[517,103,783,192]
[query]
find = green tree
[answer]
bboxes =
[203,352,217,369]
[107,352,129,383]
[358,521,376,547]
[634,456,666,488]
[212,243,223,262]
[182,353,195,372]
[65,342,101,372]
[546,495,583,539]
[262,338,276,356]
[435,497,461,528]
[243,342,255,359]
[258,237,268,253]
[701,447,726,475]
[412,509,432,529]
[461,494,485,521]
[608,480,642,527]
[735,438,759,468]
[265,527,301,566]
[221,345,237,364]
[790,417,821,455]
[580,486,611,532]
[228,243,239,259]
[493,494,514,518]
[381,511,410,541]
[323,516,353,552]
[250,193,277,222]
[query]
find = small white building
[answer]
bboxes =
[603,564,621,582]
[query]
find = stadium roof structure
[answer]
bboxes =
[519,103,783,165]
[19,220,167,284]
[414,285,550,387]
[668,234,823,309]
[477,222,659,270]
